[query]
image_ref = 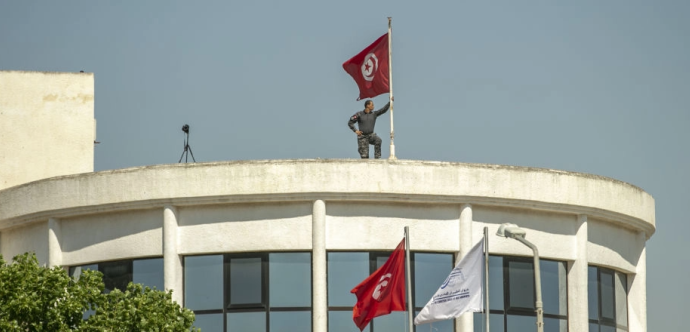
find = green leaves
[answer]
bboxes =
[0,253,199,332]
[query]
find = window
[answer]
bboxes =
[588,266,628,332]
[184,253,312,332]
[474,256,568,332]
[69,257,164,292]
[69,258,164,319]
[327,251,454,332]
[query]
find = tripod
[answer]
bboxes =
[178,124,196,163]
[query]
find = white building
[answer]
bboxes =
[0,71,655,332]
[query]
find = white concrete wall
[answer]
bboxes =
[60,209,162,265]
[0,71,94,191]
[0,221,49,263]
[177,202,312,254]
[326,202,460,251]
[587,218,643,273]
[473,206,578,261]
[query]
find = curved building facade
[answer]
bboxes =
[0,159,654,332]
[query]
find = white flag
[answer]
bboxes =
[414,238,484,325]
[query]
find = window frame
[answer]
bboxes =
[588,266,628,332]
[184,252,313,332]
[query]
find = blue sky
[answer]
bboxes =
[1,1,688,330]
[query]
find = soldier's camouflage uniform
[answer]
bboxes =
[347,102,390,159]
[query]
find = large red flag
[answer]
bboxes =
[351,238,406,331]
[342,33,390,100]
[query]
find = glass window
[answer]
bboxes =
[541,260,567,316]
[507,260,535,310]
[269,253,311,307]
[413,253,453,308]
[614,272,627,327]
[185,252,311,332]
[133,258,164,290]
[600,270,615,321]
[69,264,98,281]
[588,266,629,331]
[588,267,599,320]
[229,257,263,306]
[227,312,266,332]
[507,314,536,331]
[544,317,567,332]
[328,252,369,307]
[185,255,223,311]
[329,310,369,332]
[372,311,406,331]
[327,251,453,332]
[479,256,568,332]
[488,256,504,311]
[269,311,311,332]
[99,260,132,293]
[194,313,223,331]
[473,312,505,332]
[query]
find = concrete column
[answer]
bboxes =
[164,205,183,305]
[312,200,327,332]
[48,218,62,268]
[457,204,473,332]
[568,214,589,331]
[628,231,647,332]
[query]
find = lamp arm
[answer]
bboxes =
[514,235,544,332]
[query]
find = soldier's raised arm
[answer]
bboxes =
[374,102,391,117]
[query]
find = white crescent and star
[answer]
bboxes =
[361,53,378,81]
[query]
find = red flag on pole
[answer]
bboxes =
[342,33,390,100]
[351,238,406,331]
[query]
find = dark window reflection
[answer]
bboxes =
[588,266,628,331]
[329,310,370,332]
[269,253,311,307]
[600,271,615,320]
[615,273,627,327]
[543,317,567,332]
[508,260,535,310]
[328,253,368,307]
[99,260,132,293]
[507,314,536,331]
[227,311,266,332]
[473,312,505,332]
[541,260,567,316]
[229,257,263,305]
[489,256,504,311]
[269,311,311,332]
[185,255,223,311]
[133,258,164,290]
[414,253,452,308]
[372,311,405,331]
[194,313,223,331]
[588,267,599,320]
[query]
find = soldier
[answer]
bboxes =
[347,98,391,159]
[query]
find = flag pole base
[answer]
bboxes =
[389,144,397,160]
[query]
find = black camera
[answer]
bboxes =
[182,124,190,133]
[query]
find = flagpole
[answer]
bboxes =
[404,226,413,331]
[387,17,396,160]
[484,227,490,332]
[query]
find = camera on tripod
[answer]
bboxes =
[178,124,196,163]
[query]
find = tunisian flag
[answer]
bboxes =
[351,238,406,331]
[342,33,390,100]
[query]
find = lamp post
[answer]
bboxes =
[496,223,544,332]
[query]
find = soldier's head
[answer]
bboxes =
[364,100,374,113]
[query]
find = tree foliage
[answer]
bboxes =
[0,253,199,332]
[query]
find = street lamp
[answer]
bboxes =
[496,223,544,332]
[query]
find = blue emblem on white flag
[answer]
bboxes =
[414,238,484,325]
